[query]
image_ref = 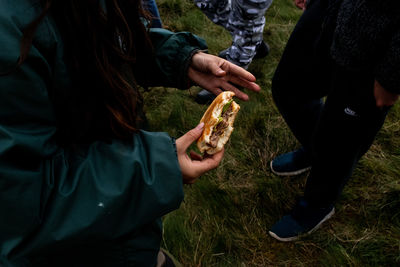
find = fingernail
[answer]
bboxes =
[196,122,204,130]
[217,70,225,75]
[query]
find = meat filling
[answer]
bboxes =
[208,104,233,148]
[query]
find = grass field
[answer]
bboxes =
[143,0,400,265]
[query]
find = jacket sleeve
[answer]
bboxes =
[134,28,208,89]
[0,4,183,262]
[375,28,400,94]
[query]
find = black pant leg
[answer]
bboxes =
[271,0,332,150]
[304,66,388,207]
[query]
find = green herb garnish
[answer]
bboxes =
[222,99,233,113]
[215,117,223,126]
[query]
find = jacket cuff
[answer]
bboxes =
[171,137,178,157]
[181,49,208,89]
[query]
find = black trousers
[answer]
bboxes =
[271,0,388,207]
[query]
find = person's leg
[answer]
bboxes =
[225,0,273,67]
[271,0,331,151]
[270,0,332,175]
[193,0,231,29]
[143,0,163,28]
[193,0,233,104]
[304,66,389,207]
[270,66,389,241]
[268,0,341,240]
[195,0,272,104]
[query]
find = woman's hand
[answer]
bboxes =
[188,52,261,101]
[374,80,399,108]
[176,123,224,184]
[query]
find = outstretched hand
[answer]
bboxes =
[188,52,261,101]
[176,123,224,184]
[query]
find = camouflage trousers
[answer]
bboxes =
[194,0,273,67]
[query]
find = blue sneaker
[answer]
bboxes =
[270,147,312,176]
[269,199,335,242]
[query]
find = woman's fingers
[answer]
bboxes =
[219,81,249,101]
[190,151,203,161]
[176,123,204,153]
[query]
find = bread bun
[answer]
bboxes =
[197,91,240,154]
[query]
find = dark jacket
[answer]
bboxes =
[0,0,207,266]
[330,0,400,94]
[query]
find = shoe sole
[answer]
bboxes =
[268,208,335,242]
[270,161,311,176]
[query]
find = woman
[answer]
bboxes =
[0,0,260,265]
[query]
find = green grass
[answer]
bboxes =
[143,0,400,265]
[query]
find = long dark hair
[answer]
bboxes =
[13,0,153,143]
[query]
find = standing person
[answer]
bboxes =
[269,0,400,241]
[0,0,260,266]
[194,0,273,103]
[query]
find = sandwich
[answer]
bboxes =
[197,91,240,155]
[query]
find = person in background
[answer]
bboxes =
[269,0,399,241]
[194,0,273,104]
[143,0,163,28]
[0,0,260,266]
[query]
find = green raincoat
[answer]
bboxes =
[0,0,207,266]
